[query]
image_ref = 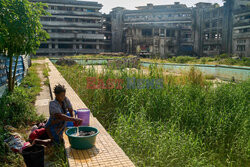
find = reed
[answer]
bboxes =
[57,64,250,167]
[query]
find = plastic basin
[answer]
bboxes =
[66,126,99,150]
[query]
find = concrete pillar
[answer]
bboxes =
[79,44,82,49]
[175,30,178,38]
[73,39,76,49]
[160,38,165,57]
[55,39,58,49]
[96,40,100,49]
[49,44,52,49]
[126,39,129,53]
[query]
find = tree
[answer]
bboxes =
[0,0,50,92]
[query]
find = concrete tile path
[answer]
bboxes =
[46,58,135,167]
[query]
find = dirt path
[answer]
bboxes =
[33,60,51,119]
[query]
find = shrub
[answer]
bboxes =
[215,54,230,60]
[205,74,216,80]
[170,56,197,64]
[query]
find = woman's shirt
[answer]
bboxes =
[45,97,73,143]
[49,97,72,118]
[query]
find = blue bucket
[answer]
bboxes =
[66,110,77,127]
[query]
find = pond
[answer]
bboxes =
[50,58,250,81]
[141,62,250,81]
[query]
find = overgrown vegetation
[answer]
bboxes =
[143,54,250,66]
[65,54,136,59]
[57,64,250,167]
[46,144,68,167]
[1,63,68,167]
[0,63,45,166]
[43,63,50,86]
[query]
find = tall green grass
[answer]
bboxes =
[143,55,250,66]
[57,64,250,167]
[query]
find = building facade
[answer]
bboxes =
[111,2,193,57]
[32,0,249,57]
[31,0,107,56]
[232,0,250,57]
[110,1,250,57]
[193,3,233,56]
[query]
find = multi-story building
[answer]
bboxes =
[31,0,249,57]
[232,0,250,57]
[110,1,249,57]
[101,14,112,52]
[111,2,193,57]
[30,0,106,56]
[193,2,233,56]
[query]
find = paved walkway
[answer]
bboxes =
[46,58,135,167]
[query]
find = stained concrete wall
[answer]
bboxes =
[111,3,193,57]
[110,1,250,57]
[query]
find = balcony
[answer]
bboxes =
[42,41,105,45]
[41,21,102,28]
[233,32,250,38]
[48,33,104,39]
[204,26,223,31]
[181,38,193,43]
[36,48,104,54]
[203,38,222,44]
[124,16,192,23]
[47,10,102,17]
[234,19,250,27]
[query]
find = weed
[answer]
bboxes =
[0,64,45,166]
[57,64,250,167]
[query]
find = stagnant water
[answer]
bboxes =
[50,59,250,81]
[141,62,250,81]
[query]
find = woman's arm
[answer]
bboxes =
[55,113,82,126]
[68,108,74,117]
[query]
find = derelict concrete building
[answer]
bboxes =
[192,2,233,56]
[110,1,250,57]
[30,0,110,56]
[232,0,250,57]
[31,0,249,57]
[111,2,193,57]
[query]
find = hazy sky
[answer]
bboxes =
[80,0,224,13]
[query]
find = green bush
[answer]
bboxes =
[170,56,197,64]
[200,57,207,64]
[238,57,250,66]
[215,54,230,60]
[0,87,43,127]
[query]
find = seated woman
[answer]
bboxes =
[45,84,82,143]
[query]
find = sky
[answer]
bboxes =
[80,0,224,14]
